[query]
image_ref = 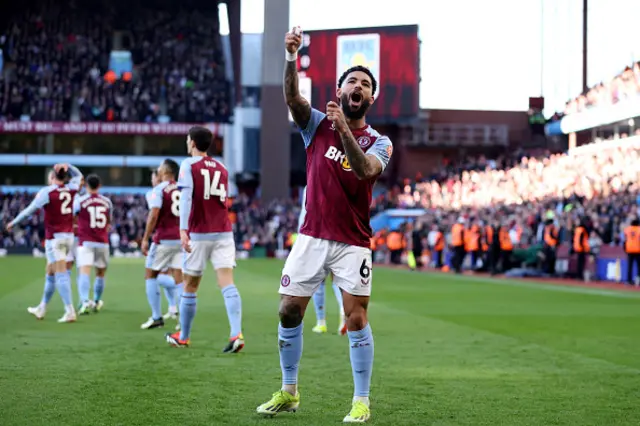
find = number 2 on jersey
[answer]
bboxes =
[59,192,72,214]
[201,169,226,202]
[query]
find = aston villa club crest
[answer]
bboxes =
[280,274,291,287]
[357,136,371,148]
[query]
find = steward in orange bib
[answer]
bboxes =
[542,218,559,275]
[432,225,445,269]
[572,218,590,281]
[451,218,466,273]
[484,220,500,275]
[386,230,404,265]
[464,219,481,271]
[498,223,514,273]
[371,229,386,263]
[623,218,640,285]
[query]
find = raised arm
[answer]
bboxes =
[7,189,50,230]
[284,27,311,129]
[67,164,83,187]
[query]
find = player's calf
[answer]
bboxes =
[218,269,244,352]
[176,274,200,343]
[342,293,374,422]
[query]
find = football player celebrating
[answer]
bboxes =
[74,174,112,314]
[7,163,84,322]
[257,27,392,423]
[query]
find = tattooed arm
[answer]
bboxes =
[326,101,393,180]
[283,60,311,128]
[338,131,383,180]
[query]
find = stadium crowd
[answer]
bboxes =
[371,135,640,263]
[0,0,230,123]
[563,61,640,116]
[3,134,639,260]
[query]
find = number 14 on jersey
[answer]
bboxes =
[201,169,227,202]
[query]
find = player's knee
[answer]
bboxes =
[172,269,184,284]
[54,260,66,274]
[279,298,304,328]
[183,274,201,293]
[215,268,234,288]
[346,309,368,331]
[144,268,158,279]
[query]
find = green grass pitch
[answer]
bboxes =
[1,256,639,425]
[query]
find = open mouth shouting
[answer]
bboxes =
[349,92,363,109]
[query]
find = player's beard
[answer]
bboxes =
[340,92,370,120]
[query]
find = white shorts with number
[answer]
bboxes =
[279,234,372,297]
[65,238,77,263]
[146,243,182,271]
[45,237,75,265]
[77,245,110,269]
[182,238,236,276]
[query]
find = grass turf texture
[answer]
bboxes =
[0,257,639,426]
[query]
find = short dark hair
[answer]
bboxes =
[337,65,377,96]
[163,159,180,179]
[54,168,68,181]
[189,126,213,153]
[86,174,101,190]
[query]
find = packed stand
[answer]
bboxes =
[0,1,108,120]
[0,0,231,123]
[563,61,640,116]
[369,134,640,282]
[0,192,301,252]
[135,9,231,123]
[395,135,640,211]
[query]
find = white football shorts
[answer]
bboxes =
[77,245,110,269]
[182,238,236,276]
[146,243,182,271]
[279,234,372,297]
[45,237,75,265]
[65,238,77,263]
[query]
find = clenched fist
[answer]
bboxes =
[285,26,302,54]
[326,101,348,133]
